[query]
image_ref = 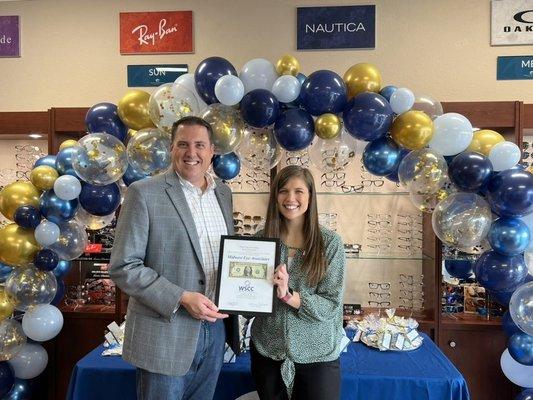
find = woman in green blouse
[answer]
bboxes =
[251,165,346,400]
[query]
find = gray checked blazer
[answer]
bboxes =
[109,169,236,376]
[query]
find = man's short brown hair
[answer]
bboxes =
[171,116,214,144]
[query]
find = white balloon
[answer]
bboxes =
[53,175,81,201]
[488,141,521,171]
[239,58,279,94]
[214,75,244,106]
[22,304,63,342]
[500,349,533,388]
[429,113,473,156]
[174,73,208,113]
[8,343,48,379]
[34,220,60,247]
[389,87,415,115]
[271,75,301,103]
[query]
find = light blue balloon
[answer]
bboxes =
[53,175,82,201]
[34,220,60,247]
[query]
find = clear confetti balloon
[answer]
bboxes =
[72,133,128,185]
[399,148,448,195]
[149,83,199,134]
[309,128,357,172]
[409,177,456,213]
[5,267,57,311]
[201,104,245,154]
[238,126,283,172]
[432,192,492,248]
[76,206,115,231]
[48,220,88,261]
[509,282,533,336]
[0,319,26,361]
[126,128,171,176]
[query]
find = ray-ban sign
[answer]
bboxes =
[120,11,193,54]
[297,5,375,50]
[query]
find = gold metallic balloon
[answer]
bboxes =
[276,55,300,76]
[467,129,505,156]
[0,224,41,267]
[343,63,382,99]
[391,111,434,150]
[59,139,79,151]
[0,319,26,361]
[118,90,155,131]
[30,166,58,191]
[0,181,41,221]
[0,289,15,321]
[315,114,342,140]
[201,104,245,154]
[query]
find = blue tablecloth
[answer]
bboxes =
[67,333,470,400]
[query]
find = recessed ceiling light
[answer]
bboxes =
[29,133,42,139]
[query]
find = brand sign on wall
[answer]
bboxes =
[491,0,533,45]
[497,56,533,79]
[127,64,188,87]
[0,16,20,57]
[297,5,375,50]
[120,11,193,54]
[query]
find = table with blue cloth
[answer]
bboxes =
[67,333,470,400]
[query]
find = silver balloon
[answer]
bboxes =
[309,128,357,172]
[150,83,199,134]
[0,319,26,361]
[76,206,115,231]
[72,133,128,185]
[48,220,88,261]
[5,267,57,311]
[399,148,448,195]
[431,192,492,248]
[126,128,171,176]
[509,282,533,336]
[412,93,444,120]
[238,126,283,172]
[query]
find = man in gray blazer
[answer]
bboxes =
[110,116,235,399]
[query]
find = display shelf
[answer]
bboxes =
[346,253,432,260]
[441,312,503,328]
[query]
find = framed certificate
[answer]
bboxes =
[215,235,280,315]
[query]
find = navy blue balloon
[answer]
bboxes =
[3,378,30,400]
[85,102,127,142]
[0,362,14,397]
[489,289,514,306]
[34,248,59,272]
[488,218,530,256]
[509,332,533,366]
[79,183,121,216]
[379,85,398,102]
[445,259,474,279]
[385,149,410,183]
[362,137,401,176]
[0,264,13,283]
[516,388,533,400]
[51,279,65,306]
[39,190,78,224]
[503,311,522,337]
[122,164,149,186]
[33,155,56,169]
[240,89,279,128]
[486,169,533,217]
[212,152,241,180]
[449,151,493,192]
[274,109,315,152]
[474,250,527,292]
[13,206,41,229]
[55,147,79,177]
[299,70,347,116]
[343,92,394,141]
[53,260,72,279]
[526,274,533,283]
[194,57,237,104]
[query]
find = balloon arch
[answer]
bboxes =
[0,55,532,397]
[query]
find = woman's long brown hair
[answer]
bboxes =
[264,165,325,286]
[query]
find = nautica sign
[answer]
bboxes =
[297,5,375,50]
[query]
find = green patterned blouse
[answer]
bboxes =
[251,226,346,393]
